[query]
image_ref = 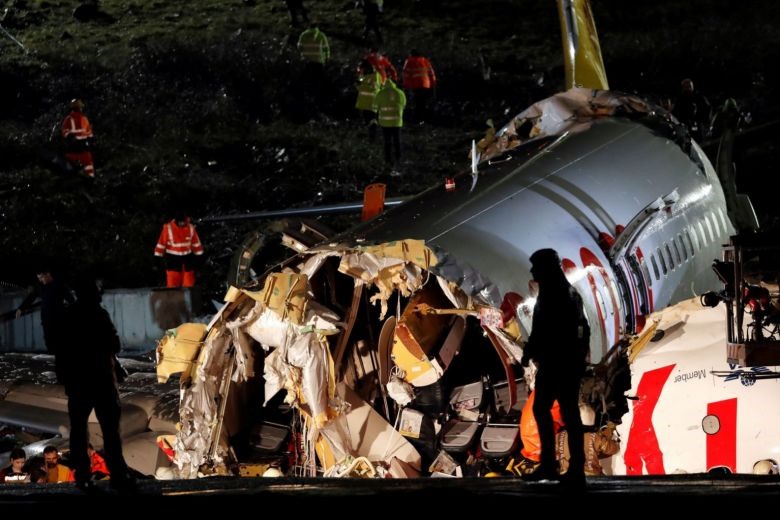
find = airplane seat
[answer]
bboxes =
[439,379,486,455]
[479,378,527,459]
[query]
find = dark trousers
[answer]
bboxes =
[284,0,308,26]
[410,88,432,122]
[363,3,382,43]
[67,385,130,484]
[361,110,377,142]
[532,364,585,475]
[381,126,401,164]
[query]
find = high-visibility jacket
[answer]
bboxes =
[355,70,382,112]
[154,219,204,257]
[402,55,436,90]
[373,79,406,128]
[364,52,397,82]
[297,27,330,64]
[519,391,563,462]
[90,451,110,476]
[61,110,93,142]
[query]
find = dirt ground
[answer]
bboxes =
[1,0,779,303]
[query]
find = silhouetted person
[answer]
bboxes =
[60,278,135,493]
[16,265,74,372]
[284,0,308,27]
[672,78,711,142]
[521,248,588,486]
[359,0,382,44]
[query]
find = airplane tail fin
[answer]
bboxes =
[557,0,609,90]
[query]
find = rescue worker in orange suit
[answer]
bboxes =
[373,78,406,167]
[520,248,588,486]
[88,444,110,479]
[364,46,397,83]
[154,212,205,288]
[61,98,95,178]
[401,49,436,124]
[517,391,563,474]
[355,59,382,142]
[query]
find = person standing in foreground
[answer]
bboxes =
[154,212,205,287]
[521,248,588,486]
[60,278,134,493]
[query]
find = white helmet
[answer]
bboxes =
[752,459,779,475]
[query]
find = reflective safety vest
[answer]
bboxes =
[61,111,93,141]
[364,52,397,82]
[373,79,406,128]
[355,70,382,111]
[154,219,204,257]
[297,27,330,64]
[402,55,436,90]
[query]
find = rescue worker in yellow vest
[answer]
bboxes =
[402,49,436,124]
[61,98,95,178]
[355,60,382,142]
[297,25,330,67]
[154,212,205,288]
[297,25,330,113]
[373,78,406,167]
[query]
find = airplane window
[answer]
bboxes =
[613,266,635,333]
[665,244,675,271]
[697,221,708,246]
[677,234,688,260]
[710,211,720,238]
[638,254,652,284]
[670,240,681,266]
[628,255,650,315]
[650,254,660,281]
[704,215,715,243]
[657,247,667,275]
[683,229,695,256]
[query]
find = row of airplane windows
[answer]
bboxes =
[646,208,729,283]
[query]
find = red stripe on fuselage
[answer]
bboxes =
[706,398,737,472]
[624,364,675,474]
[580,247,621,345]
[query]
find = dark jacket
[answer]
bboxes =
[524,275,589,368]
[58,296,121,393]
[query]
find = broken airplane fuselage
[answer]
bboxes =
[156,88,755,479]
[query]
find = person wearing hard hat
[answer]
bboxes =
[154,211,205,288]
[61,98,95,178]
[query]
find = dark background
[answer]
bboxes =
[1,0,778,301]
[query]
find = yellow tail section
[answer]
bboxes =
[557,0,609,90]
